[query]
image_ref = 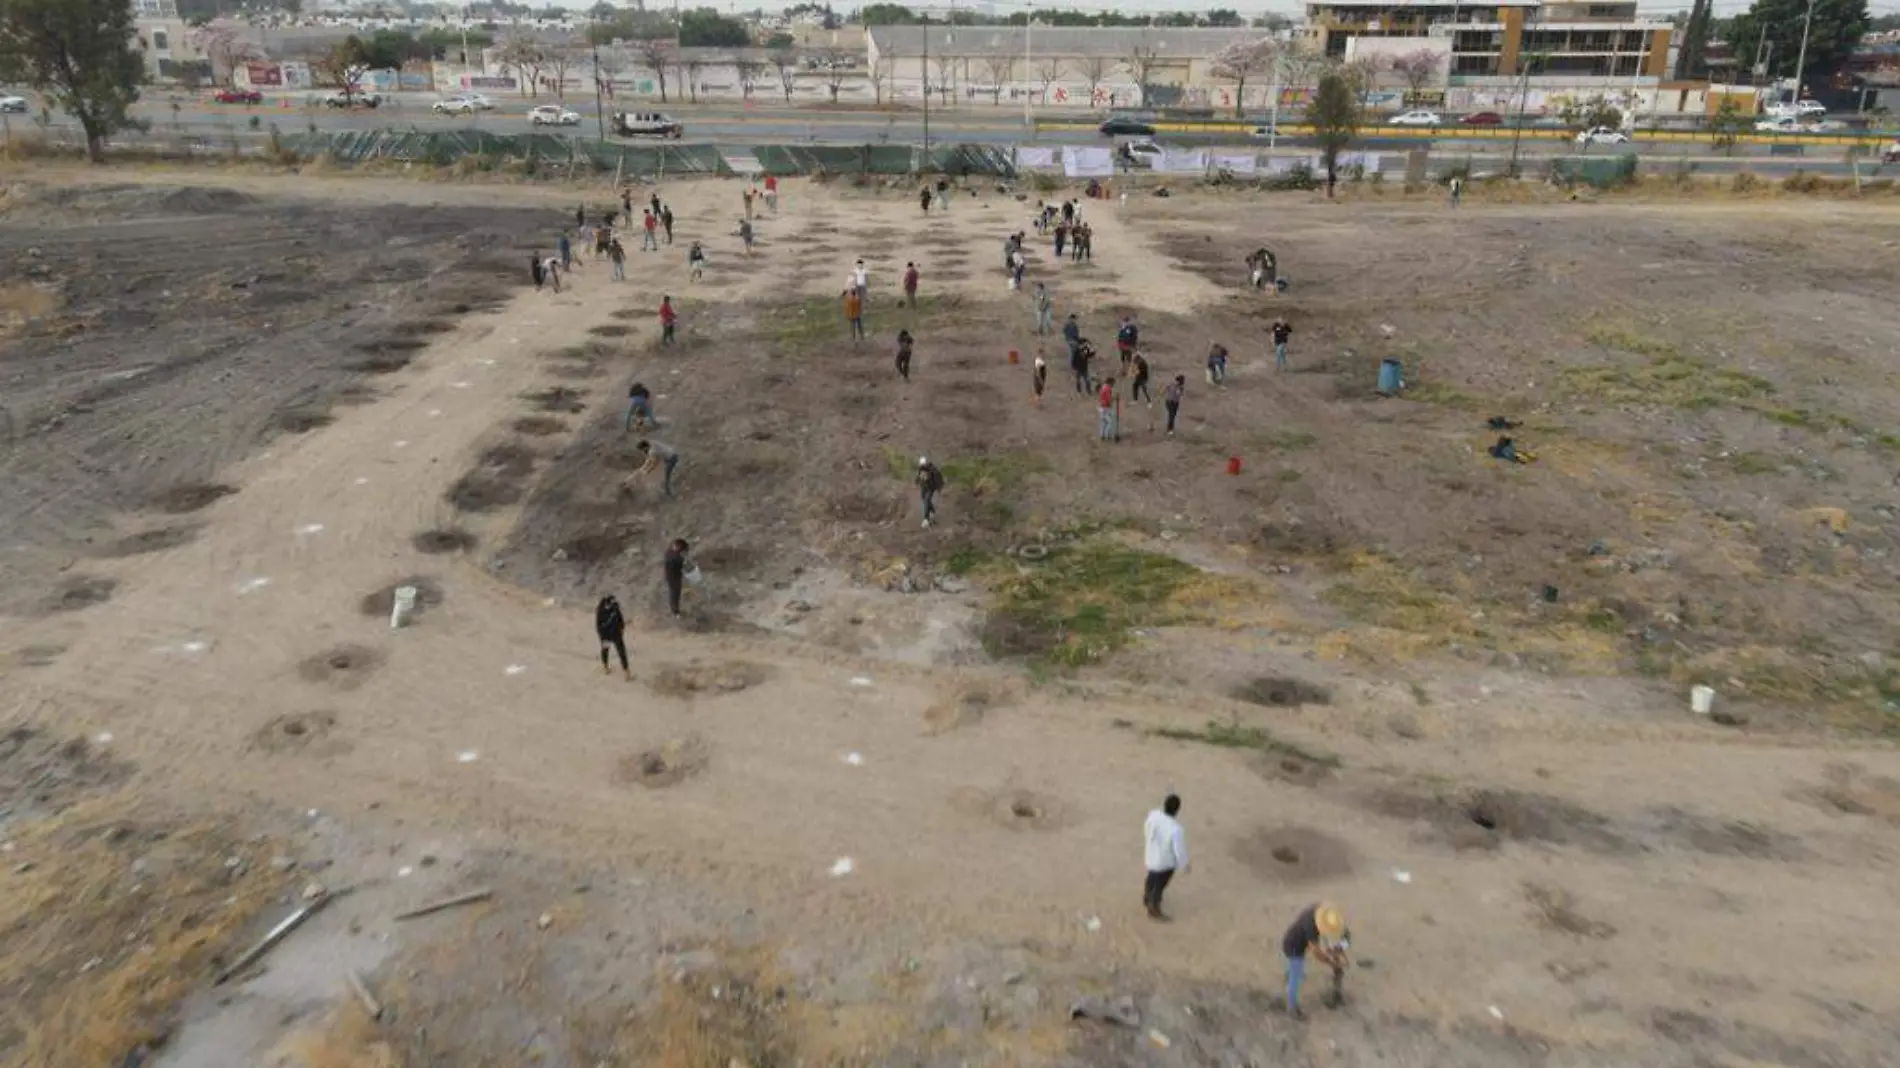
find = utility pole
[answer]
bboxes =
[1792,0,1817,103]
[593,36,607,140]
[1508,51,1536,177]
[922,19,931,159]
[1022,17,1032,127]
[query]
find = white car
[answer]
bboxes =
[1119,138,1164,167]
[434,93,495,114]
[0,94,27,114]
[1575,126,1631,146]
[530,104,580,126]
[1390,110,1442,127]
[1765,99,1826,120]
[1882,141,1899,164]
[1755,116,1800,133]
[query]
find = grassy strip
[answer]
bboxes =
[1147,719,1342,768]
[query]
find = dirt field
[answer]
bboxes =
[3,164,1900,1068]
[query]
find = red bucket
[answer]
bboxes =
[1226,456,1243,476]
[1008,349,1020,365]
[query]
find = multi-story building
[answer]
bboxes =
[1306,0,1670,79]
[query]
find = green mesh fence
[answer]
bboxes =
[1547,153,1639,189]
[284,130,1016,177]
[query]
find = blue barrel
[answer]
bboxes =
[1377,358,1404,395]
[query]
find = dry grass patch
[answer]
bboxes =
[0,800,288,1067]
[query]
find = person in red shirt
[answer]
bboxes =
[641,209,659,252]
[658,295,677,344]
[902,261,920,307]
[1097,376,1119,442]
[763,174,780,214]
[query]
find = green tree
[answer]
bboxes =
[1729,0,1869,86]
[0,0,146,163]
[312,36,375,105]
[1674,0,1712,80]
[1559,93,1622,132]
[678,7,749,47]
[1708,95,1750,154]
[1204,8,1244,27]
[1307,68,1360,195]
[859,3,920,24]
[362,29,429,69]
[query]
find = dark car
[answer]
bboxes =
[214,88,263,104]
[1099,116,1157,137]
[1460,111,1504,125]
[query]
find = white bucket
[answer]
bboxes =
[390,585,418,629]
[1689,685,1715,715]
[683,565,704,587]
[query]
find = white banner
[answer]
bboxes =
[1062,145,1115,178]
[1212,153,1258,175]
[1015,146,1057,170]
[1267,157,1302,173]
[1155,149,1208,174]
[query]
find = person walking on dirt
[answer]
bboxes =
[542,256,563,294]
[689,240,707,281]
[1010,248,1027,291]
[1282,902,1350,1021]
[1143,794,1188,922]
[530,253,546,291]
[895,329,914,381]
[850,259,869,299]
[739,218,755,256]
[633,439,681,499]
[1448,176,1464,209]
[641,210,660,252]
[743,187,755,220]
[659,295,677,344]
[1077,222,1093,262]
[1053,221,1068,260]
[621,188,633,219]
[1116,315,1139,373]
[1130,351,1152,405]
[595,594,631,680]
[663,539,690,618]
[903,262,920,307]
[608,236,627,282]
[558,230,574,270]
[1033,282,1054,335]
[1271,317,1293,371]
[1163,374,1185,436]
[1206,342,1229,385]
[1062,313,1081,358]
[764,174,780,214]
[575,204,585,229]
[1031,352,1047,406]
[920,186,933,213]
[1097,376,1119,442]
[661,203,675,244]
[1071,337,1096,395]
[915,456,945,528]
[624,381,656,431]
[650,192,661,219]
[843,288,865,342]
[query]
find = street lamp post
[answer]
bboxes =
[922,20,930,161]
[1792,0,1818,104]
[1022,18,1032,128]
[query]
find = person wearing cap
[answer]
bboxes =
[1282,901,1350,1020]
[915,456,945,528]
[1142,793,1188,921]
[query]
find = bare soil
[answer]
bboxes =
[2,169,1899,1068]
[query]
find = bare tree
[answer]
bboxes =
[817,47,852,103]
[1033,56,1063,104]
[1124,38,1160,104]
[1276,42,1326,97]
[683,56,704,102]
[1340,54,1388,112]
[593,45,625,99]
[1076,54,1115,108]
[632,37,672,102]
[868,55,890,106]
[772,47,798,102]
[311,39,372,106]
[1208,36,1276,118]
[496,35,548,97]
[1387,47,1442,98]
[931,51,956,105]
[734,54,765,99]
[978,53,1014,105]
[545,41,580,100]
[189,20,259,88]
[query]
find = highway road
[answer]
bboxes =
[8,92,1890,177]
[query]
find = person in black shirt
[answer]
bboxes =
[1129,352,1152,405]
[595,595,630,679]
[1282,901,1349,1020]
[895,330,914,381]
[663,539,690,617]
[1271,317,1293,371]
[915,457,945,528]
[1071,338,1095,395]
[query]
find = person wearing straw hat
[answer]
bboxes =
[1281,901,1350,1020]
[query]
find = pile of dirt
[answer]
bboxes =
[615,735,711,789]
[645,660,773,698]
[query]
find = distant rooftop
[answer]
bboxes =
[868,25,1264,58]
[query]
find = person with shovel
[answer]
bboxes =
[1282,902,1351,1021]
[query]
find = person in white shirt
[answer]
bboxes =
[850,259,869,298]
[1143,793,1188,921]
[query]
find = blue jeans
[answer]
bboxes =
[1285,954,1305,1012]
[624,398,653,430]
[1098,408,1117,440]
[662,453,679,497]
[642,230,658,251]
[612,259,626,281]
[1036,306,1052,334]
[1275,341,1288,370]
